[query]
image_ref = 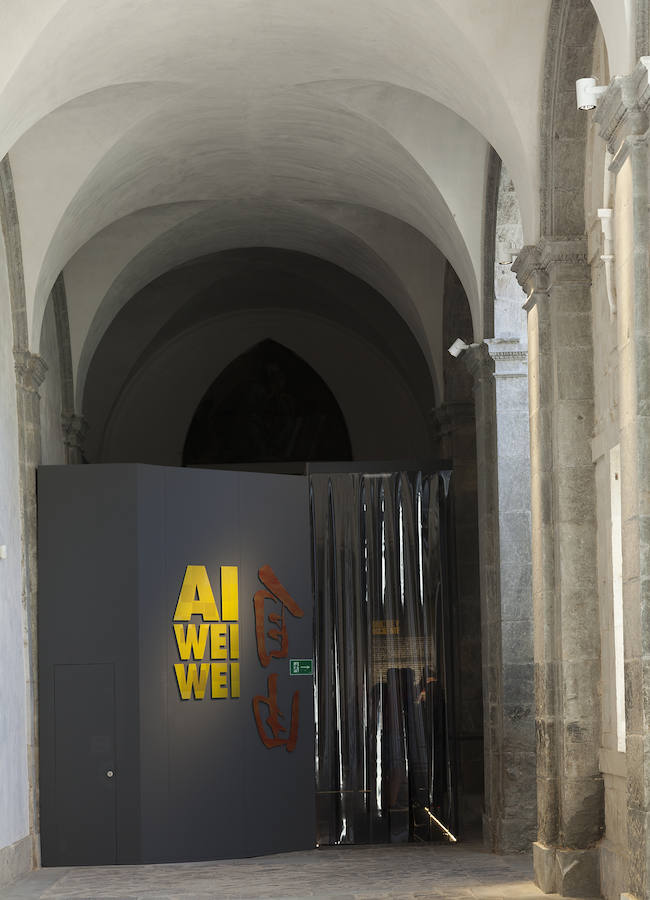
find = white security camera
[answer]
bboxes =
[576,77,607,110]
[448,338,469,358]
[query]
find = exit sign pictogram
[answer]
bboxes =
[290,659,313,675]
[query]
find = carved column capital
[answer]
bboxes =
[595,57,650,167]
[14,350,47,393]
[512,245,548,309]
[61,413,87,464]
[485,339,528,378]
[537,236,588,269]
[513,238,589,311]
[61,413,87,446]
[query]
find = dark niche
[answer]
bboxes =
[183,340,352,465]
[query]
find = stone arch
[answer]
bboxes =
[37,274,85,464]
[541,0,599,239]
[93,307,433,466]
[493,168,528,343]
[482,146,529,343]
[637,0,650,58]
[82,246,435,466]
[482,148,501,340]
[0,157,30,352]
[0,154,43,874]
[183,339,353,467]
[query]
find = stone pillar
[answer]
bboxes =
[463,340,535,853]
[13,349,47,861]
[487,339,535,852]
[460,347,502,851]
[513,239,602,897]
[432,401,484,837]
[61,413,87,464]
[595,59,650,900]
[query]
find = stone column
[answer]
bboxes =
[487,339,535,852]
[595,59,650,900]
[13,349,47,861]
[61,413,87,464]
[462,340,535,853]
[52,273,83,465]
[460,346,502,851]
[431,401,484,837]
[513,239,602,897]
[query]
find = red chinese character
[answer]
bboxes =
[252,673,300,751]
[254,565,304,667]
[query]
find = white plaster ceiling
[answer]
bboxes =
[591,0,634,74]
[0,0,630,403]
[64,201,448,406]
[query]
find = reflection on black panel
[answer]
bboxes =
[310,471,456,845]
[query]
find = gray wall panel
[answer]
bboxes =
[38,465,141,865]
[240,473,315,855]
[38,463,315,865]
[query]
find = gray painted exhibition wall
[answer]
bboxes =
[38,464,315,865]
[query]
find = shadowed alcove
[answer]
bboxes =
[183,340,353,466]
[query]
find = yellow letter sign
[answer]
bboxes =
[173,566,220,621]
[173,565,241,701]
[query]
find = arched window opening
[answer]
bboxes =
[183,339,353,466]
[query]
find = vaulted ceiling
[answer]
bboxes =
[0,0,626,416]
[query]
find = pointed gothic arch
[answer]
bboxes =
[183,339,353,466]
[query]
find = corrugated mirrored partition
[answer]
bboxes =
[310,470,456,846]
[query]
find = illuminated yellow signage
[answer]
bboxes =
[371,619,400,635]
[173,565,240,700]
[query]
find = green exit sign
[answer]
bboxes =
[290,659,313,676]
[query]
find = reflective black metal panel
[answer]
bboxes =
[310,471,455,845]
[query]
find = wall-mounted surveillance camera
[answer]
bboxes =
[576,77,607,110]
[448,338,469,358]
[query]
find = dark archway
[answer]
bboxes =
[183,339,353,466]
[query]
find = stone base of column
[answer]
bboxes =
[501,817,536,853]
[533,842,600,897]
[484,812,536,853]
[482,812,505,853]
[0,834,33,887]
[533,841,557,893]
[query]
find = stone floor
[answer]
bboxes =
[2,844,569,900]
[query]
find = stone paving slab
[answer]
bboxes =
[1,844,571,900]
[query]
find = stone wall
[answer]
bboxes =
[581,30,631,900]
[594,55,650,900]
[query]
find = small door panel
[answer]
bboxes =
[54,663,116,864]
